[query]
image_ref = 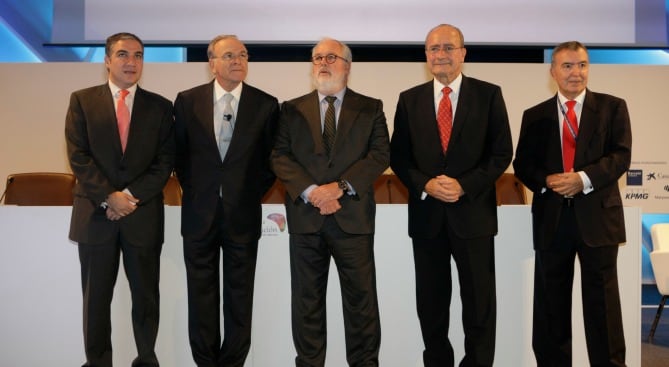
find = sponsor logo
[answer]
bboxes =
[646,172,657,181]
[624,188,649,200]
[665,185,669,193]
[626,170,643,186]
[262,213,287,236]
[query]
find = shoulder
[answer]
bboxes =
[399,81,432,98]
[242,83,279,103]
[176,82,212,99]
[461,75,502,93]
[137,87,172,108]
[586,90,626,106]
[71,84,107,98]
[345,88,382,106]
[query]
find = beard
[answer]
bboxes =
[311,71,347,95]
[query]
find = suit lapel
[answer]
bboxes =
[95,85,124,157]
[574,89,598,167]
[298,91,326,155]
[449,76,470,153]
[332,89,361,154]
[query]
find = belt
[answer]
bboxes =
[563,197,574,207]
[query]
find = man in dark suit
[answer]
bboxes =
[174,34,279,367]
[271,38,389,366]
[65,32,175,367]
[390,24,512,367]
[513,41,631,367]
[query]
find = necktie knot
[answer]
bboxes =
[119,89,129,100]
[442,86,452,96]
[565,100,576,111]
[325,96,337,105]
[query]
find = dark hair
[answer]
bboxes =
[551,41,588,65]
[105,32,144,57]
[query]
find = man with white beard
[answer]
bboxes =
[271,37,390,367]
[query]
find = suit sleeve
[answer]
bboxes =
[513,108,551,193]
[339,99,390,194]
[581,97,632,190]
[390,93,433,198]
[259,97,281,195]
[456,86,513,197]
[65,91,116,205]
[126,97,175,203]
[270,101,318,202]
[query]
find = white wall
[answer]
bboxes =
[1,62,668,211]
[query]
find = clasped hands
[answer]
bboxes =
[425,175,464,203]
[546,170,583,197]
[105,191,139,221]
[308,182,343,216]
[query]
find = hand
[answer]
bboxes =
[308,182,344,208]
[106,207,122,221]
[317,199,342,215]
[546,171,584,197]
[106,191,139,218]
[424,175,464,203]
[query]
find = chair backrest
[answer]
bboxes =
[651,223,669,295]
[262,179,286,204]
[163,174,183,206]
[2,172,76,206]
[651,223,669,252]
[495,173,527,205]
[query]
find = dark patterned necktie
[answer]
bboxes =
[323,96,337,156]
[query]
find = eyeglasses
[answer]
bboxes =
[558,62,589,72]
[426,45,464,55]
[214,52,249,62]
[311,54,349,65]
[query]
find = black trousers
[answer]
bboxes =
[412,230,496,367]
[78,233,162,367]
[532,206,626,367]
[183,200,259,367]
[290,216,381,367]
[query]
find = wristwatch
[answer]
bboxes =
[337,179,349,193]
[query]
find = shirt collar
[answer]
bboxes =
[214,81,243,103]
[318,87,346,103]
[433,73,463,98]
[557,89,586,106]
[109,81,138,98]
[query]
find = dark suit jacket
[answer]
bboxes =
[513,90,632,249]
[271,89,390,234]
[65,84,175,246]
[390,76,513,240]
[174,81,279,243]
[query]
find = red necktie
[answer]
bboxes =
[117,89,130,152]
[562,100,578,172]
[437,87,453,152]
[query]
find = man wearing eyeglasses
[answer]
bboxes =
[271,37,389,366]
[390,24,512,367]
[513,41,630,367]
[174,34,279,367]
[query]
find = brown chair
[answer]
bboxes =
[262,179,286,204]
[495,172,527,205]
[2,172,76,206]
[374,174,410,204]
[162,174,183,206]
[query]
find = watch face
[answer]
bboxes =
[338,180,347,190]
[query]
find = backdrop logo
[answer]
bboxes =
[626,170,643,186]
[646,172,657,181]
[665,185,669,193]
[262,213,287,236]
[624,188,649,200]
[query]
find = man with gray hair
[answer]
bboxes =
[272,37,389,366]
[174,34,279,366]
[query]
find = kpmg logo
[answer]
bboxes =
[262,213,287,236]
[625,188,649,200]
[626,170,643,186]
